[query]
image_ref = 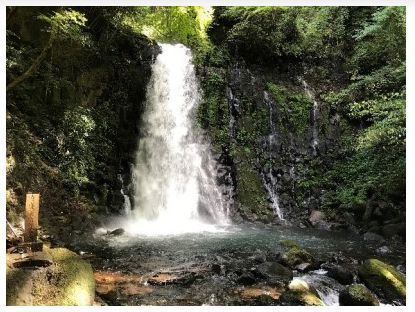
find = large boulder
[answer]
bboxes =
[339,284,379,306]
[254,262,293,285]
[358,259,405,302]
[7,247,95,306]
[282,247,316,269]
[322,263,354,285]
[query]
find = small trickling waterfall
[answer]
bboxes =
[262,90,284,220]
[125,44,229,235]
[118,174,132,216]
[300,79,319,156]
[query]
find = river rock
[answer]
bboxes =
[375,245,391,255]
[339,284,379,306]
[321,263,354,285]
[280,279,324,306]
[237,273,257,286]
[358,259,406,302]
[281,247,315,269]
[254,262,293,285]
[107,228,125,236]
[381,223,405,238]
[363,232,385,242]
[295,263,312,272]
[309,210,325,223]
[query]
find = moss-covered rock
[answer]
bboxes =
[358,259,405,302]
[339,284,379,306]
[279,239,300,249]
[7,247,95,306]
[282,247,315,269]
[280,280,324,306]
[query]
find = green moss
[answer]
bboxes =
[281,289,324,306]
[279,240,301,249]
[283,247,315,268]
[36,247,95,305]
[267,82,313,136]
[358,259,405,301]
[235,149,272,222]
[339,284,380,306]
[7,247,95,306]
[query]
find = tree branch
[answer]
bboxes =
[6,36,54,92]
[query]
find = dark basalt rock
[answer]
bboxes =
[254,262,293,285]
[107,228,125,236]
[321,263,354,285]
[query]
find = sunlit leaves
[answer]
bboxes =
[120,6,213,48]
[38,9,90,46]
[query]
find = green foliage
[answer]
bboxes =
[267,82,312,135]
[215,7,301,63]
[120,6,212,48]
[351,7,405,74]
[59,107,96,192]
[296,6,350,58]
[38,9,90,45]
[350,93,405,149]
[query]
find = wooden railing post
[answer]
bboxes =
[24,193,40,242]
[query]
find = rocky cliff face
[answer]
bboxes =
[197,56,353,226]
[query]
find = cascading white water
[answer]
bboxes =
[262,91,284,220]
[125,44,228,235]
[300,79,319,156]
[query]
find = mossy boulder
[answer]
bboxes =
[339,284,379,306]
[7,247,95,306]
[358,259,405,302]
[280,280,324,306]
[279,239,301,249]
[282,247,315,269]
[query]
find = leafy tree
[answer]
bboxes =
[7,9,89,92]
[119,6,213,48]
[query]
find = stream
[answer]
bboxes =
[67,222,405,306]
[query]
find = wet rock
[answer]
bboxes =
[339,284,379,306]
[255,262,293,285]
[363,232,385,242]
[279,240,300,249]
[249,250,267,263]
[295,263,312,273]
[281,247,315,269]
[322,263,354,285]
[211,263,225,275]
[237,273,257,286]
[236,286,283,304]
[280,279,324,306]
[381,223,405,238]
[396,264,406,275]
[309,210,325,223]
[358,259,406,302]
[375,245,392,256]
[107,228,125,236]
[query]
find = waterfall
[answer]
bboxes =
[300,79,319,156]
[125,44,228,235]
[262,91,284,220]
